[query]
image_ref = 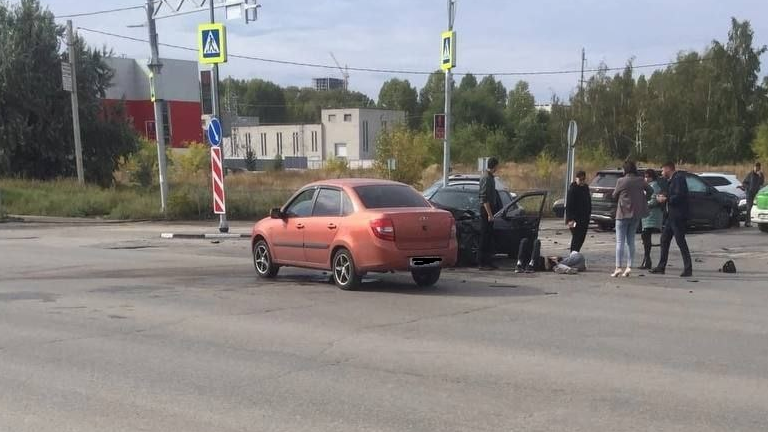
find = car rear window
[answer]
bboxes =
[354,185,430,209]
[701,176,730,187]
[590,172,622,188]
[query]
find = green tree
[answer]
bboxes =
[0,0,138,185]
[374,126,435,186]
[378,78,419,129]
[752,122,768,162]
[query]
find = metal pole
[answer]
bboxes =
[563,144,572,222]
[442,0,454,187]
[146,0,169,215]
[66,20,85,184]
[209,0,229,232]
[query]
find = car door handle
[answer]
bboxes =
[296,223,305,229]
[327,223,337,230]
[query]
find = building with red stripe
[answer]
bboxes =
[104,57,203,148]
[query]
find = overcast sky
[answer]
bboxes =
[46,0,768,103]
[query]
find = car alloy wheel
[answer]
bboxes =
[333,249,361,290]
[253,240,279,278]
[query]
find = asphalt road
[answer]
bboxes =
[1,219,767,431]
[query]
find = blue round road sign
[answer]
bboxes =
[207,117,223,146]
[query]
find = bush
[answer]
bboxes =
[374,126,432,187]
[121,139,172,187]
[174,142,210,178]
[324,158,349,177]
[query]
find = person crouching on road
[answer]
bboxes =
[742,162,764,227]
[478,157,501,271]
[640,169,666,269]
[566,170,592,253]
[611,160,652,278]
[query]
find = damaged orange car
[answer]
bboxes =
[251,179,458,290]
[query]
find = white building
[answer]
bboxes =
[228,108,405,169]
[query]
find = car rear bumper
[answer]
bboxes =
[354,239,458,272]
[591,213,615,225]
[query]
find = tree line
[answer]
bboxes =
[0,0,138,186]
[223,18,768,166]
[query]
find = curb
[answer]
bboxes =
[161,233,250,240]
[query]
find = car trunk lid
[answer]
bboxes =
[382,209,453,250]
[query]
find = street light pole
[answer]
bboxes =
[442,0,455,187]
[66,20,85,185]
[146,0,169,215]
[209,0,229,233]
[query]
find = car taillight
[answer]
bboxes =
[370,218,395,241]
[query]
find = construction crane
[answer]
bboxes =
[329,52,349,91]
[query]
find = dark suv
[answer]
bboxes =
[588,169,739,230]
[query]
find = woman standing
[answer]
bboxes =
[611,161,652,277]
[640,169,667,269]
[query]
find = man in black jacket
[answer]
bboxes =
[566,170,592,252]
[742,162,764,227]
[651,162,693,277]
[478,157,500,270]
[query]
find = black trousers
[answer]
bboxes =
[478,212,495,265]
[746,194,755,225]
[517,237,541,266]
[657,217,692,272]
[569,223,588,252]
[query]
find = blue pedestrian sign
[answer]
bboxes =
[207,117,223,146]
[198,23,227,64]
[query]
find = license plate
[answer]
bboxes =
[410,257,442,268]
[592,192,604,199]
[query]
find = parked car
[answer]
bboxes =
[251,179,458,290]
[698,172,748,220]
[423,173,517,201]
[577,169,739,230]
[750,185,768,232]
[427,184,547,265]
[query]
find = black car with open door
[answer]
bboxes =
[428,185,548,265]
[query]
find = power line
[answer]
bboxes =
[54,5,146,19]
[77,26,715,77]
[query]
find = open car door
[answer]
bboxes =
[492,191,548,257]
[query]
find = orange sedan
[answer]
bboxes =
[251,179,458,290]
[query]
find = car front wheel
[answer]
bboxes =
[253,240,279,278]
[411,268,441,287]
[759,223,768,233]
[712,208,730,230]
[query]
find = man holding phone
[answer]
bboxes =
[566,170,592,252]
[651,162,692,277]
[478,157,500,270]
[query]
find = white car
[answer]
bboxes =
[698,172,747,218]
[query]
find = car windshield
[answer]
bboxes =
[354,185,430,209]
[590,172,622,188]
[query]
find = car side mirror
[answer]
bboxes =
[270,208,284,219]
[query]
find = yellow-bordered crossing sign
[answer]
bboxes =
[440,30,456,71]
[198,23,227,64]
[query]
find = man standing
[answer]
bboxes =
[478,157,500,270]
[742,162,764,227]
[566,170,592,252]
[651,162,693,277]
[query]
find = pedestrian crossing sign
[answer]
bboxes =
[198,23,227,64]
[440,30,456,71]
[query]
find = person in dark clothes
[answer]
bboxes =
[639,169,667,269]
[478,157,501,270]
[566,170,592,253]
[742,162,764,227]
[651,162,693,277]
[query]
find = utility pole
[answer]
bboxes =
[579,48,586,103]
[66,20,84,184]
[442,0,456,187]
[145,0,169,215]
[209,0,229,233]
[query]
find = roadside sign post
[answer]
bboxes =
[199,3,229,232]
[440,0,456,190]
[433,113,445,140]
[208,118,226,216]
[387,158,397,179]
[563,120,579,221]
